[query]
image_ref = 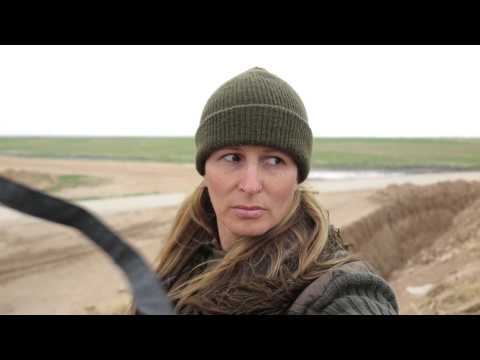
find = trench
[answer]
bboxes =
[340,180,480,279]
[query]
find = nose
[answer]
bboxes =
[238,163,263,194]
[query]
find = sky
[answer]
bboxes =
[1,45,479,138]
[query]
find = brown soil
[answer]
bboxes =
[0,155,203,200]
[1,169,59,191]
[342,180,480,314]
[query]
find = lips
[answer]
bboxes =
[233,205,265,210]
[232,206,265,219]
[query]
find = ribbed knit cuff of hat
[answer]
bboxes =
[195,105,312,183]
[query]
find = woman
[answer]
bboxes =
[130,67,399,315]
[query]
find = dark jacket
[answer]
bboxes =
[160,226,399,315]
[287,258,399,315]
[286,226,398,315]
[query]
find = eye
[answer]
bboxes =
[266,156,284,166]
[221,153,284,166]
[222,153,241,162]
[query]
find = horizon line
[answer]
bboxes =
[1,135,480,139]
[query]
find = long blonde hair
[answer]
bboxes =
[128,183,357,314]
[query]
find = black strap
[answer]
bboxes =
[0,175,175,315]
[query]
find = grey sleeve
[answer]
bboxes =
[305,271,399,315]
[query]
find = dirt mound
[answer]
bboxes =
[410,196,480,266]
[415,261,480,314]
[400,196,480,314]
[0,169,58,191]
[341,180,480,279]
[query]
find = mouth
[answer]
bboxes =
[231,207,265,219]
[233,205,266,211]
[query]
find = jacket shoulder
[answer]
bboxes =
[287,260,399,315]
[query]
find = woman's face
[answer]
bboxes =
[204,145,298,251]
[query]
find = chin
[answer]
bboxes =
[230,222,271,238]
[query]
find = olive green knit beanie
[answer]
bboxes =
[194,67,313,183]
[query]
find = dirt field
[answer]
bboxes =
[1,155,479,315]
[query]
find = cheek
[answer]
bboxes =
[209,185,226,208]
[204,175,230,211]
[270,182,297,214]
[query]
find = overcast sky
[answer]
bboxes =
[1,45,479,138]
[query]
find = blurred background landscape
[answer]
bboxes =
[1,45,480,315]
[1,136,479,315]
